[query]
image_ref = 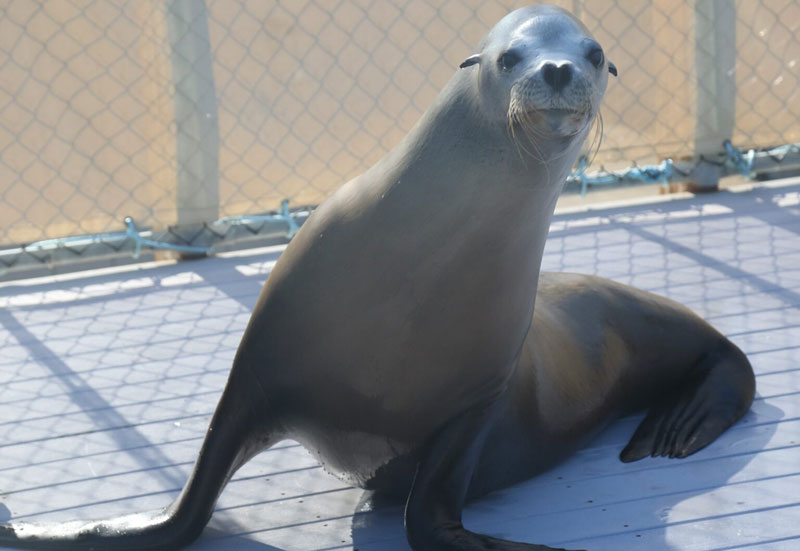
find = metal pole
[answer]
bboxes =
[165,0,220,235]
[692,0,737,189]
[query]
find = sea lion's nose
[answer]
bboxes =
[541,61,573,92]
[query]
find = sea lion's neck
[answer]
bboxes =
[316,72,588,288]
[381,74,580,205]
[369,73,588,331]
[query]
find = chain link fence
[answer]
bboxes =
[1,0,799,275]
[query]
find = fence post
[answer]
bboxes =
[165,0,220,240]
[692,0,737,189]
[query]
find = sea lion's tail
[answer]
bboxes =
[0,365,280,550]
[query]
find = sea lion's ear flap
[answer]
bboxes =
[608,61,618,77]
[459,54,481,69]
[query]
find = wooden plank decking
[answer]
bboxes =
[0,179,799,551]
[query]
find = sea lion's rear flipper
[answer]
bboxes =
[0,365,281,550]
[620,339,755,463]
[405,396,579,551]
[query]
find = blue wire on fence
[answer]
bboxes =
[722,139,800,176]
[23,226,136,255]
[215,199,300,239]
[14,140,800,263]
[22,199,302,259]
[567,157,674,196]
[23,218,209,258]
[123,217,208,258]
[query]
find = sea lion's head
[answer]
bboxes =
[460,5,615,140]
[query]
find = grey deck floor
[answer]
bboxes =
[1,179,799,551]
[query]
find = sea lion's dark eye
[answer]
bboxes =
[587,45,604,69]
[497,51,521,71]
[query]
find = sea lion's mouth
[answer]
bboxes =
[508,77,595,137]
[509,106,588,120]
[540,108,585,116]
[508,106,591,137]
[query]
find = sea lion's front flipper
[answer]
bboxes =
[0,364,282,550]
[404,395,579,551]
[620,339,755,463]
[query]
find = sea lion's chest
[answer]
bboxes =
[256,197,541,401]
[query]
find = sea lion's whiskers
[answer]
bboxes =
[507,109,527,162]
[508,103,543,163]
[586,111,604,168]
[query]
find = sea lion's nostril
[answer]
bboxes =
[542,62,573,92]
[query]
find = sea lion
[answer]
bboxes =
[0,5,753,551]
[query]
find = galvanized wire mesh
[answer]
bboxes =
[1,0,799,258]
[0,1,177,246]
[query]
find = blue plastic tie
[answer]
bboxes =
[723,140,755,176]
